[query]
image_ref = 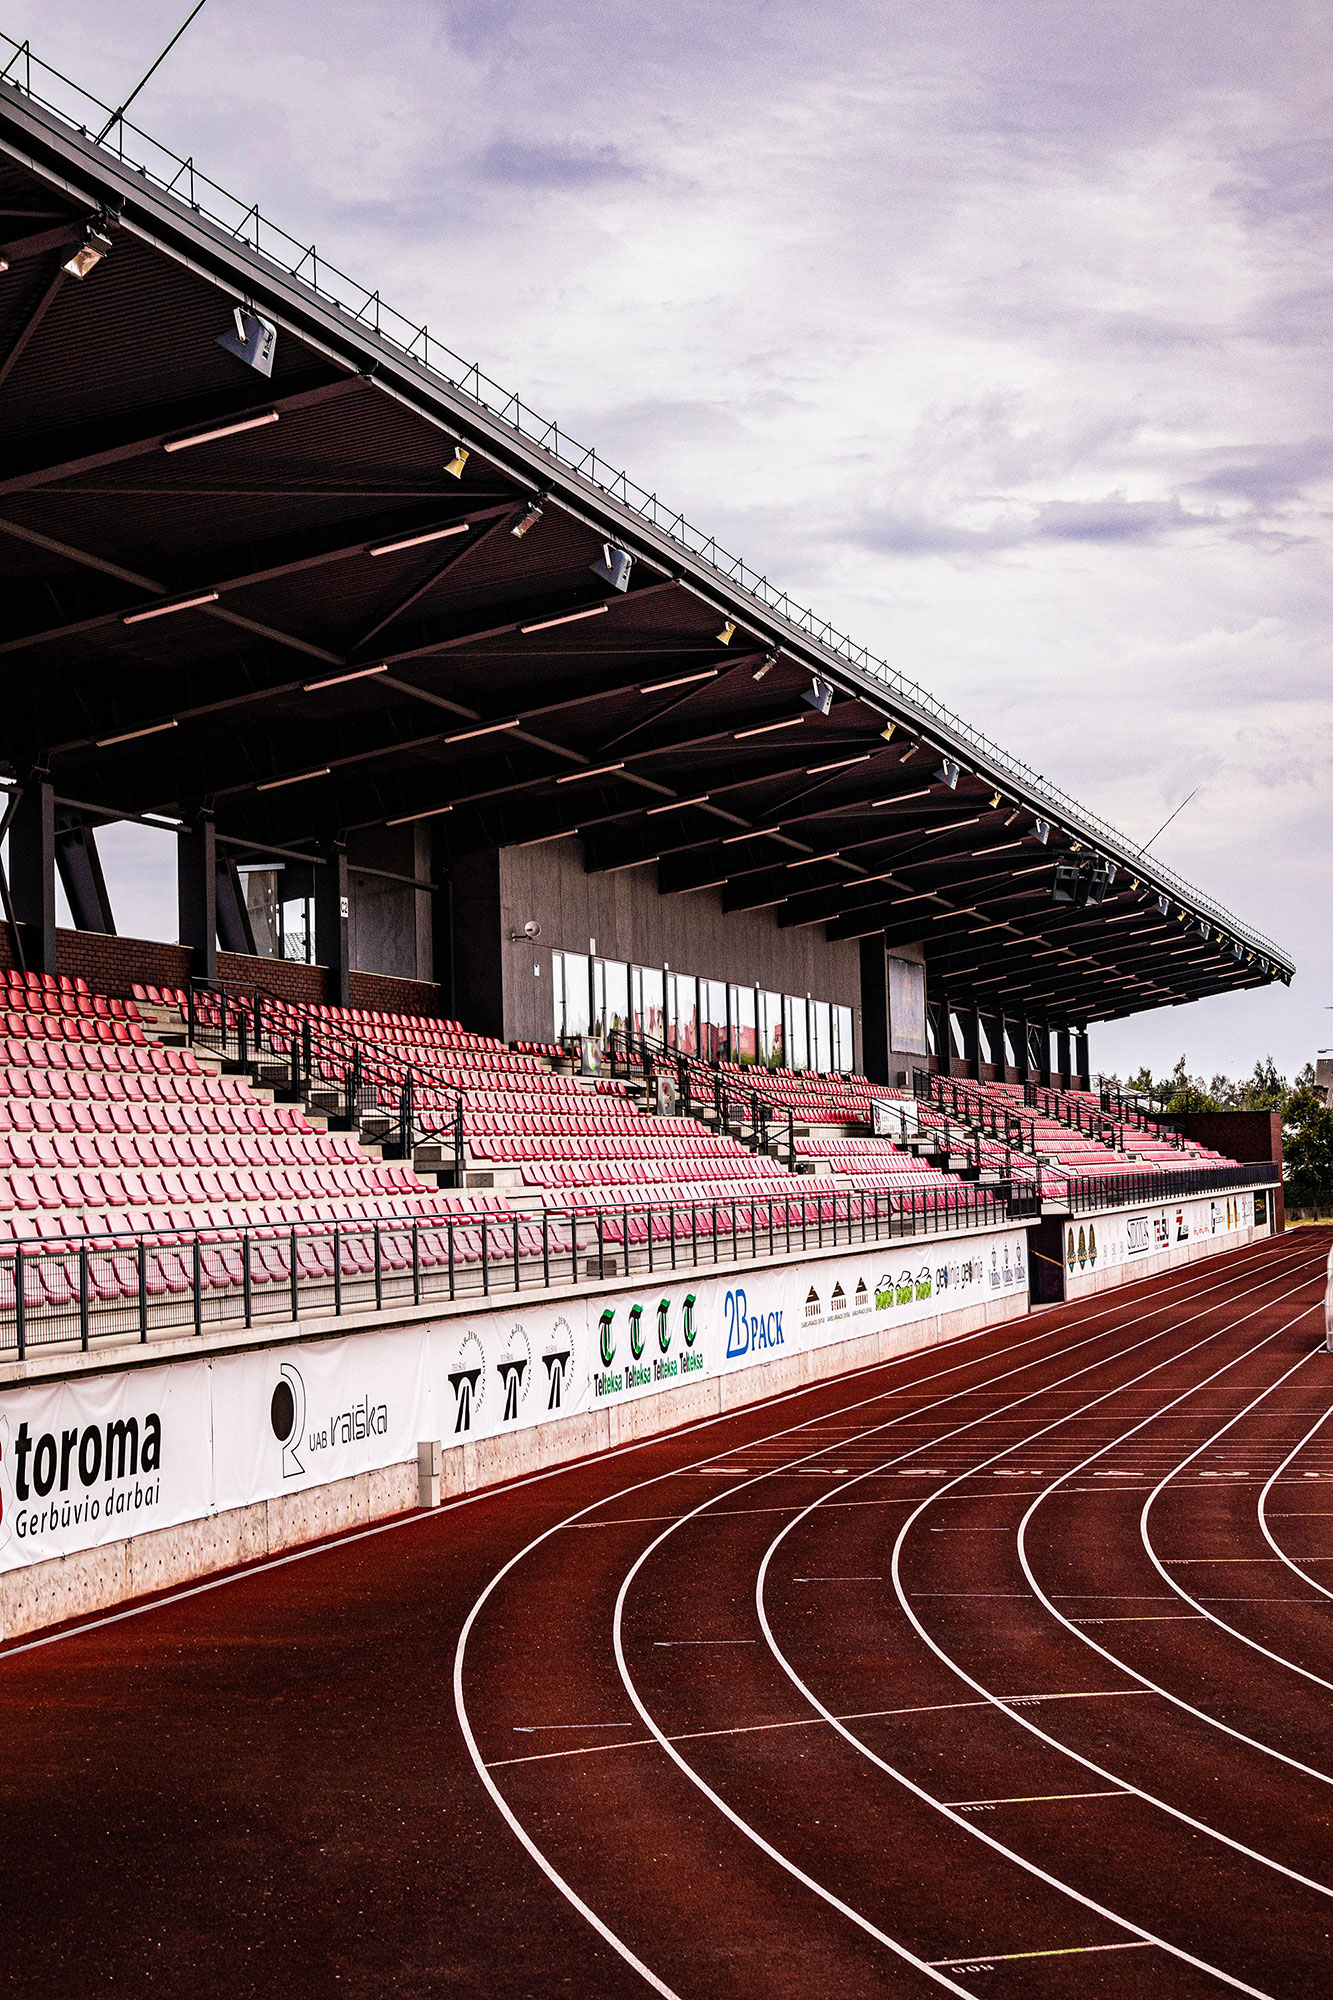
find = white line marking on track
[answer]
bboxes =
[947,1790,1128,1807]
[455,1236,1306,1996]
[750,1247,1324,1998]
[1258,1401,1333,1604]
[930,1940,1152,1967]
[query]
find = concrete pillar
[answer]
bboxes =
[1056,1026,1072,1088]
[177,814,217,985]
[1076,1027,1090,1088]
[960,1005,980,1079]
[314,842,351,1008]
[9,775,57,975]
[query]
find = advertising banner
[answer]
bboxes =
[0,1223,1028,1573]
[0,1358,212,1575]
[1062,1190,1256,1283]
[211,1326,432,1515]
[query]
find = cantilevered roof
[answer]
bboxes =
[0,44,1294,1027]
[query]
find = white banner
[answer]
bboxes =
[0,1360,212,1574]
[1063,1190,1257,1283]
[0,1222,1028,1573]
[211,1327,432,1514]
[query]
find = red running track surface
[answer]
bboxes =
[1,1228,1331,1999]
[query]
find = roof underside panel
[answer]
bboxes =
[0,77,1292,1028]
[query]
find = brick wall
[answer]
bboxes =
[1,925,444,1021]
[1171,1109,1285,1231]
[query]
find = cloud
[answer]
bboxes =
[479,137,640,187]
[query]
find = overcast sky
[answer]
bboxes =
[10,0,1332,1082]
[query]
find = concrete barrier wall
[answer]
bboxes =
[1060,1189,1271,1302]
[0,1240,1027,1644]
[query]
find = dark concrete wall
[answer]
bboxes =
[497,836,863,1060]
[1171,1109,1285,1230]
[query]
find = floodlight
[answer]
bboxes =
[716,619,737,645]
[1197,918,1210,938]
[803,678,835,716]
[988,791,1001,808]
[935,757,960,789]
[216,306,277,376]
[61,226,112,280]
[1157,892,1170,915]
[881,722,896,742]
[1033,819,1050,844]
[444,442,470,478]
[590,543,633,592]
[512,500,544,539]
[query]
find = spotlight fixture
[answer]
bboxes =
[1157,892,1170,915]
[716,619,737,645]
[1069,840,1082,853]
[1197,918,1210,938]
[444,442,470,478]
[590,543,633,592]
[61,224,112,280]
[752,652,779,681]
[802,678,835,716]
[935,757,960,790]
[1033,819,1051,844]
[512,500,544,539]
[1052,862,1081,905]
[988,790,1001,808]
[216,305,277,376]
[880,722,896,742]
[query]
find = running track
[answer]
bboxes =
[1,1229,1330,1998]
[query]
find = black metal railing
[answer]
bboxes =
[1064,1165,1277,1211]
[913,1068,1046,1165]
[180,982,463,1164]
[0,1180,1030,1360]
[1024,1081,1123,1151]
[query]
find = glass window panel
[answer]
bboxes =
[784,996,809,1071]
[561,951,590,1038]
[668,973,698,1054]
[634,965,664,1041]
[811,1000,832,1072]
[833,1004,854,1072]
[700,979,727,1063]
[602,960,628,1038]
[729,984,757,1063]
[758,990,783,1066]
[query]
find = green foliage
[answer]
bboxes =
[1284,1096,1333,1211]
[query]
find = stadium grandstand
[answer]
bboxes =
[0,44,1293,1353]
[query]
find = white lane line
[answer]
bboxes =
[1008,1304,1328,1792]
[750,1252,1323,1997]
[653,1639,755,1646]
[454,1238,1305,1995]
[1134,1345,1333,1712]
[793,1576,883,1582]
[948,1789,1127,1808]
[486,1691,1157,1769]
[1258,1400,1333,1603]
[1071,1615,1203,1625]
[930,1940,1151,1967]
[512,1722,634,1733]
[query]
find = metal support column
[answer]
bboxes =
[314,840,351,1007]
[177,813,218,984]
[9,774,57,974]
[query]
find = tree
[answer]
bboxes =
[1284,1089,1333,1214]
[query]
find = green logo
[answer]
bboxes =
[682,1294,698,1346]
[657,1299,671,1353]
[629,1303,645,1359]
[599,1307,615,1367]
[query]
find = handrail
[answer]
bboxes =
[0,35,1290,971]
[0,1179,1030,1359]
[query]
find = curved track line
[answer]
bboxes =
[618,1259,1325,1994]
[1257,1394,1333,1602]
[457,1242,1309,1993]
[763,1266,1328,1902]
[1135,1345,1333,1705]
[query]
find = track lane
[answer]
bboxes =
[741,1253,1332,1995]
[456,1239,1315,1994]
